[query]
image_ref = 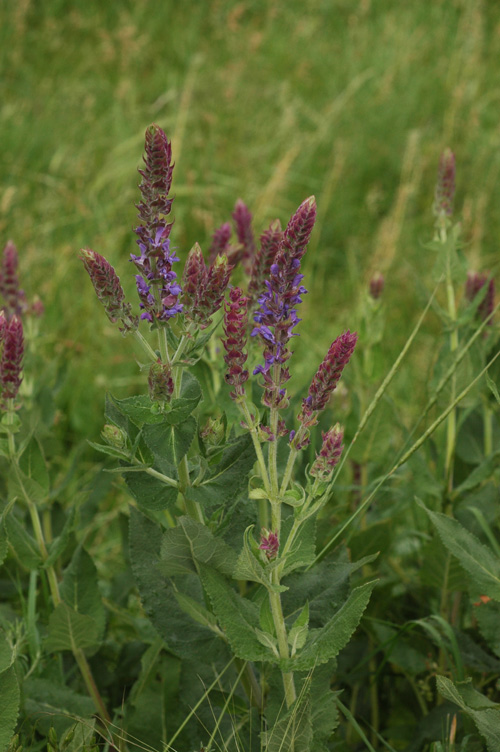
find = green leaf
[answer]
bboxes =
[486,372,500,404]
[281,517,317,576]
[454,451,500,496]
[4,511,42,569]
[288,602,309,656]
[0,631,13,674]
[18,437,49,495]
[262,688,312,752]
[0,522,8,568]
[199,564,275,662]
[125,470,178,513]
[284,581,377,671]
[162,371,202,424]
[0,666,20,752]
[23,677,94,736]
[87,440,130,460]
[129,509,224,661]
[44,506,76,568]
[106,393,164,428]
[59,720,97,752]
[419,501,500,600]
[59,547,106,641]
[158,526,197,576]
[178,516,238,575]
[189,434,255,509]
[172,590,221,633]
[436,676,500,752]
[233,526,270,588]
[142,416,196,467]
[45,602,100,652]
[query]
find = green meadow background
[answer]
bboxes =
[1,0,499,441]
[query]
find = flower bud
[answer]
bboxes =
[259,529,279,560]
[148,359,174,403]
[80,249,138,333]
[200,416,225,445]
[433,148,455,220]
[101,424,127,449]
[222,286,249,400]
[369,272,385,300]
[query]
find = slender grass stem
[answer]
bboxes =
[313,348,500,564]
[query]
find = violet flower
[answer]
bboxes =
[299,330,357,427]
[80,249,138,334]
[222,286,249,400]
[131,125,182,324]
[0,313,23,402]
[309,424,344,481]
[251,197,317,410]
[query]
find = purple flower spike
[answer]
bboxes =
[183,245,233,328]
[0,241,28,319]
[299,329,357,426]
[132,125,182,325]
[309,424,344,481]
[80,249,138,334]
[208,222,232,265]
[232,199,256,275]
[136,124,174,246]
[248,219,283,305]
[0,313,24,402]
[259,529,279,560]
[252,197,316,410]
[433,148,455,220]
[222,286,249,400]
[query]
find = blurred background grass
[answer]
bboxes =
[1,0,499,441]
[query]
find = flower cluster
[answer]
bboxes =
[182,244,232,328]
[0,312,24,403]
[252,197,316,409]
[299,329,358,427]
[259,529,279,560]
[465,271,495,326]
[248,219,283,306]
[309,424,344,481]
[131,125,182,324]
[0,241,43,320]
[433,148,455,220]
[80,249,138,334]
[222,286,249,400]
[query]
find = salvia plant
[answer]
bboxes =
[0,126,499,752]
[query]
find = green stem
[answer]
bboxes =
[133,329,158,361]
[238,399,272,499]
[268,576,296,708]
[484,402,493,456]
[443,227,458,494]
